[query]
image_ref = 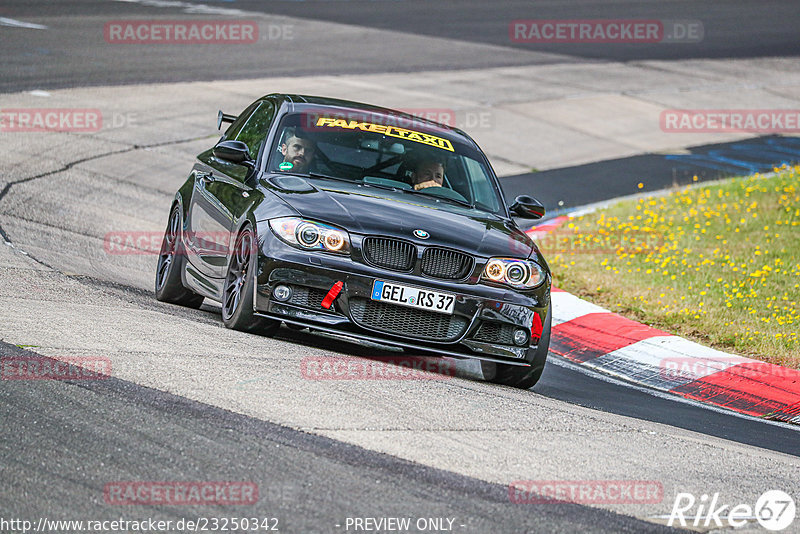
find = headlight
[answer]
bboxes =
[481,258,545,289]
[269,217,351,254]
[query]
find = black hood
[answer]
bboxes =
[260,175,535,259]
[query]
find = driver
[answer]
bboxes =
[410,156,446,191]
[279,127,317,173]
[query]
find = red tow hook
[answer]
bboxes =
[321,281,344,309]
[531,312,543,342]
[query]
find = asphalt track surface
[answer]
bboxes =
[242,0,800,61]
[1,341,674,534]
[504,135,800,212]
[1,0,799,92]
[2,1,800,533]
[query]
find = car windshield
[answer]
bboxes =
[267,111,504,215]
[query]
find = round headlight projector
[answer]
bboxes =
[296,222,320,247]
[324,231,344,251]
[506,262,527,284]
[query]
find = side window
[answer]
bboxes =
[222,102,260,141]
[233,101,276,160]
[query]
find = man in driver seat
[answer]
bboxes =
[410,155,446,191]
[279,127,317,173]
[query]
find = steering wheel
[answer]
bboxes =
[415,185,469,203]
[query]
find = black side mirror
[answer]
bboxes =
[510,195,545,219]
[213,140,253,166]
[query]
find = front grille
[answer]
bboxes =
[288,285,327,309]
[363,238,416,271]
[349,298,468,341]
[472,321,517,345]
[421,247,473,279]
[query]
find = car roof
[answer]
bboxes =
[258,93,478,148]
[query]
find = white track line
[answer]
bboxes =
[0,17,47,30]
[114,0,252,16]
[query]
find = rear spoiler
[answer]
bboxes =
[217,110,237,130]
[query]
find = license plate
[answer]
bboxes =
[371,280,456,315]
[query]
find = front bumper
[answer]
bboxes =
[254,231,550,367]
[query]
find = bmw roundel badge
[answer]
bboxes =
[413,229,430,239]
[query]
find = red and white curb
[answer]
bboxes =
[528,219,800,424]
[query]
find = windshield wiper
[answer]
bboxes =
[402,188,475,209]
[361,181,405,192]
[309,172,475,209]
[307,172,356,184]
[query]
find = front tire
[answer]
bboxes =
[221,225,278,335]
[155,205,205,309]
[482,305,552,389]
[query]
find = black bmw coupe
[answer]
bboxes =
[156,94,552,388]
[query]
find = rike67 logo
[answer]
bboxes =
[669,490,796,531]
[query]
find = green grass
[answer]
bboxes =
[542,166,800,368]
